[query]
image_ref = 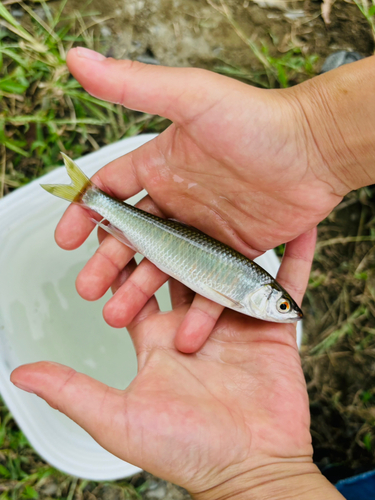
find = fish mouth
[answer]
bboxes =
[291,308,303,321]
[291,301,303,320]
[282,314,303,323]
[283,308,303,323]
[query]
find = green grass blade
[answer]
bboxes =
[0,4,35,44]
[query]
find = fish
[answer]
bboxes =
[41,153,303,323]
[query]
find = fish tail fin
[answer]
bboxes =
[41,153,93,203]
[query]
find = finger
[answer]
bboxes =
[111,257,136,294]
[169,279,195,309]
[66,47,248,124]
[103,258,166,329]
[76,233,134,300]
[75,195,164,301]
[55,204,99,250]
[174,295,224,354]
[109,257,161,344]
[276,228,317,306]
[10,362,132,463]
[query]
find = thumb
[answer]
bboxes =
[10,362,131,460]
[66,47,254,124]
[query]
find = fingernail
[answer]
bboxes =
[76,47,106,62]
[11,380,35,394]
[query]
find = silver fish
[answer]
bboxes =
[41,153,303,323]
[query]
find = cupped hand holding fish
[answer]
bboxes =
[11,228,342,499]
[43,153,303,331]
[55,48,374,352]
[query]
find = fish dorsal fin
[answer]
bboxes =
[168,218,191,227]
[91,218,136,252]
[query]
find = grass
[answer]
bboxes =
[0,0,375,495]
[207,0,318,88]
[354,0,375,43]
[0,396,187,500]
[302,187,375,470]
[215,46,318,89]
[0,1,168,197]
[0,393,145,499]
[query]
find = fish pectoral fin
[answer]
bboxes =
[200,285,243,309]
[214,290,243,309]
[91,218,137,252]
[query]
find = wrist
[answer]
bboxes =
[192,462,344,500]
[286,55,375,195]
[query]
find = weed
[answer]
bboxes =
[303,186,375,469]
[354,0,375,43]
[0,2,168,197]
[207,0,318,88]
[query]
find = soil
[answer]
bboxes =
[28,0,374,71]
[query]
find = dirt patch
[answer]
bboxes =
[39,0,374,73]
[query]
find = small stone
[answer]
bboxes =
[101,26,112,38]
[146,485,167,499]
[321,51,363,73]
[10,9,23,18]
[40,481,58,496]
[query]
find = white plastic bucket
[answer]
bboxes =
[0,134,302,480]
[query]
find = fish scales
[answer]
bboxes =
[83,188,271,304]
[40,153,303,322]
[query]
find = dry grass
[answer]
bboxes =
[302,188,375,471]
[0,1,168,198]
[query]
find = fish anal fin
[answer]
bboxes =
[91,218,137,252]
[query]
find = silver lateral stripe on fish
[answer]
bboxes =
[41,153,303,323]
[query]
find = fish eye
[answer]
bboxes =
[277,299,290,313]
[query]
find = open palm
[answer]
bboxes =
[11,230,316,497]
[53,49,348,352]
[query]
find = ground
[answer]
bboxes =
[1,0,375,498]
[28,0,375,71]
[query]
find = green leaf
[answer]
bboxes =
[276,64,288,88]
[0,77,29,94]
[363,433,372,452]
[368,5,375,16]
[8,115,107,125]
[0,48,29,69]
[355,272,368,280]
[2,139,30,157]
[360,390,373,403]
[0,464,10,478]
[31,140,47,152]
[0,4,35,45]
[22,486,39,499]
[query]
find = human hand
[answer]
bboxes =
[11,228,343,499]
[55,48,372,352]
